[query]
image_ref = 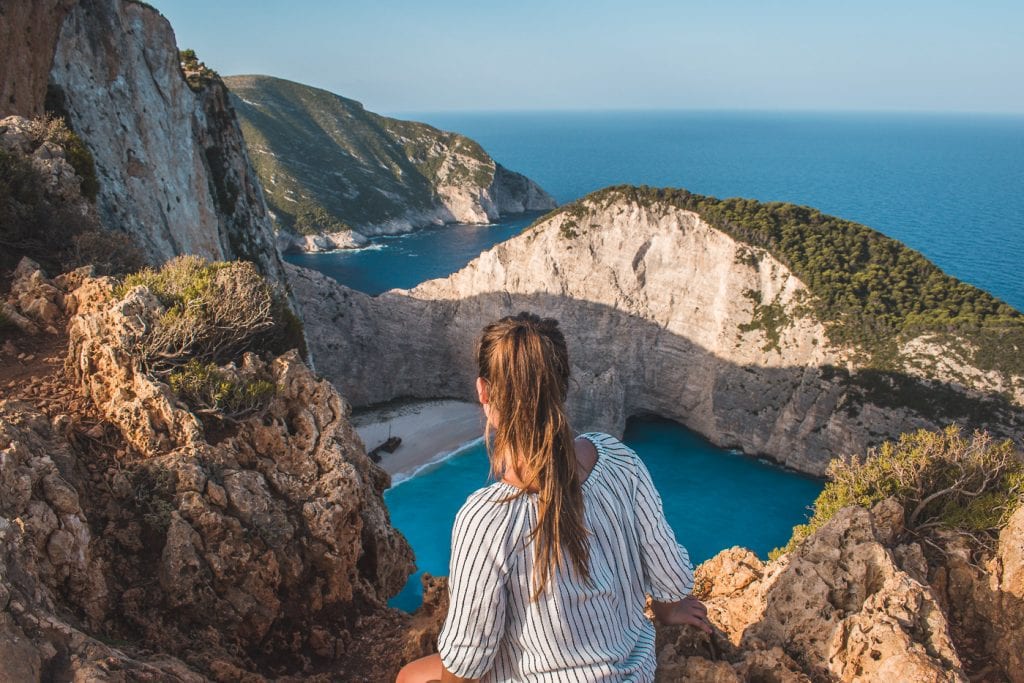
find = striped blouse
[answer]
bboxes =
[438,432,694,682]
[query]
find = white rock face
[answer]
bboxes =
[288,195,1024,474]
[278,229,369,253]
[47,0,285,283]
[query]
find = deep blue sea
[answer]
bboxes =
[284,111,1024,611]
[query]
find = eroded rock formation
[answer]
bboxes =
[930,506,1024,682]
[1,268,415,680]
[291,193,1024,475]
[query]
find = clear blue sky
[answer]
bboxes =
[155,1,1024,115]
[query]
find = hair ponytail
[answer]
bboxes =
[477,312,590,599]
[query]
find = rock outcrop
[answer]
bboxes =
[290,189,1024,475]
[0,399,211,682]
[224,75,556,250]
[3,257,66,336]
[0,115,88,207]
[1,270,415,679]
[930,506,1024,681]
[0,0,288,284]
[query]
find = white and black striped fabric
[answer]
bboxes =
[438,432,694,682]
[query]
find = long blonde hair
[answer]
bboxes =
[477,312,590,599]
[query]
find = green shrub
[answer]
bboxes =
[769,426,1023,560]
[129,465,176,535]
[738,288,789,353]
[117,256,303,371]
[0,147,98,273]
[292,201,352,235]
[168,359,276,419]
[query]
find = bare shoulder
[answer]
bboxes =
[573,435,598,480]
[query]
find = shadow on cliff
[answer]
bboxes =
[294,270,1024,474]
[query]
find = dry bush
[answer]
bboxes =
[67,229,147,275]
[168,359,276,421]
[772,426,1024,559]
[118,255,304,372]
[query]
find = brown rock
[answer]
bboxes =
[870,496,905,544]
[55,280,413,675]
[655,655,740,683]
[732,647,810,682]
[0,612,41,682]
[742,507,964,680]
[403,574,451,661]
[932,506,1024,681]
[1,301,39,335]
[0,0,76,118]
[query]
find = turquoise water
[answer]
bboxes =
[385,418,823,612]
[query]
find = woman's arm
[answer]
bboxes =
[436,491,513,679]
[632,454,695,602]
[396,654,478,683]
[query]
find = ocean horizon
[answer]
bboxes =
[404,109,1024,311]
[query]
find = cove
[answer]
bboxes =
[384,417,823,611]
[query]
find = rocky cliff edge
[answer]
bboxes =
[1,258,414,681]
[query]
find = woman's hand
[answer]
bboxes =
[651,596,712,633]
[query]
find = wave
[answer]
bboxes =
[389,436,485,488]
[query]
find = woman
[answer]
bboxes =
[398,312,709,683]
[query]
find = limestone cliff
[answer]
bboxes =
[291,186,1024,475]
[223,75,556,250]
[2,0,286,284]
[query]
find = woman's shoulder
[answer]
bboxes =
[452,483,529,548]
[455,483,527,524]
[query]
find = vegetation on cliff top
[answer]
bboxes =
[117,256,305,372]
[222,75,501,234]
[550,185,1024,377]
[771,426,1024,559]
[178,49,220,92]
[168,359,276,420]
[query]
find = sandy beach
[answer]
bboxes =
[352,399,485,482]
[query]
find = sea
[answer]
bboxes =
[284,111,1024,610]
